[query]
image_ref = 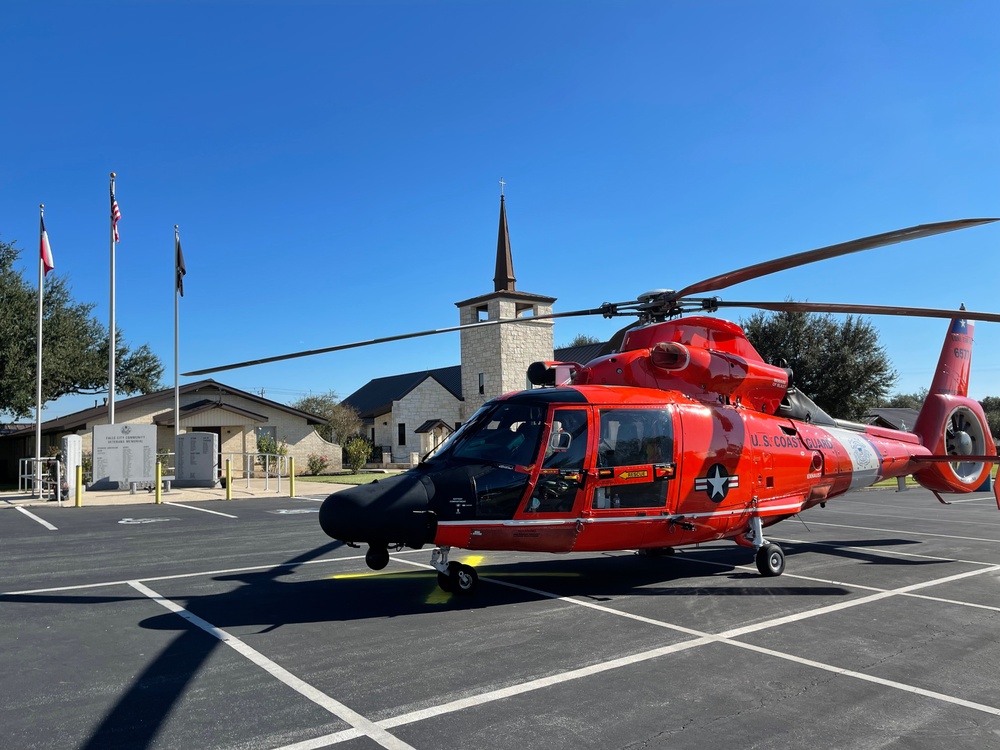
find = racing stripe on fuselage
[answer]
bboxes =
[821,426,883,490]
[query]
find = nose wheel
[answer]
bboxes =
[365,545,390,570]
[431,547,480,595]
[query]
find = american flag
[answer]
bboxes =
[111,184,121,243]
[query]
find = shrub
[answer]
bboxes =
[343,436,373,474]
[306,453,329,475]
[256,433,288,474]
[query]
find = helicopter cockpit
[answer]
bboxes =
[424,390,676,518]
[318,387,679,570]
[423,393,588,518]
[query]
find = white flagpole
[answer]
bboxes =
[108,172,117,424]
[174,225,181,437]
[35,204,46,496]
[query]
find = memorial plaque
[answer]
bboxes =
[91,424,157,489]
[174,432,219,488]
[62,434,82,497]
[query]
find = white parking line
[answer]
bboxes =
[11,545,1000,750]
[369,558,1000,735]
[771,534,998,567]
[811,506,1000,527]
[163,502,238,518]
[0,549,428,597]
[802,520,1000,544]
[14,506,57,531]
[128,581,417,750]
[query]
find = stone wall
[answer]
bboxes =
[459,296,553,420]
[390,377,463,463]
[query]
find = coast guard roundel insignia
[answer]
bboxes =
[695,463,739,503]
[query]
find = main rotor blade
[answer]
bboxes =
[672,218,998,300]
[713,300,1000,324]
[182,306,616,376]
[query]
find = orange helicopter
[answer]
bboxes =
[187,218,1000,594]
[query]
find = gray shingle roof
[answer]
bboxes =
[865,408,921,432]
[29,379,325,434]
[341,366,462,419]
[341,343,609,414]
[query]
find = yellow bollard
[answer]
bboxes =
[75,465,83,507]
[289,457,296,498]
[155,461,163,504]
[225,459,232,500]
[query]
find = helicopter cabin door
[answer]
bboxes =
[583,407,676,550]
[514,407,590,551]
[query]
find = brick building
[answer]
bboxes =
[0,380,337,483]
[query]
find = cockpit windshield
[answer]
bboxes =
[427,401,547,466]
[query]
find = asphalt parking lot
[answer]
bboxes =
[2,486,999,750]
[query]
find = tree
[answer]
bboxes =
[882,388,928,410]
[558,333,602,348]
[0,238,163,419]
[290,390,362,444]
[740,309,896,421]
[980,396,1000,441]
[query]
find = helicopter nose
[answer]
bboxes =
[319,472,435,547]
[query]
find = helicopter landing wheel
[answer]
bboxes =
[437,571,453,592]
[448,561,479,595]
[365,545,390,571]
[755,543,785,577]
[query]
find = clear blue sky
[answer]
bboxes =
[3,0,999,419]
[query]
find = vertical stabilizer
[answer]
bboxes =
[927,314,973,397]
[913,313,995,493]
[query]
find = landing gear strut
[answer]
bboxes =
[746,516,785,577]
[430,547,480,595]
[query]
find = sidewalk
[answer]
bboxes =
[1,477,349,508]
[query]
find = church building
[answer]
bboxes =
[342,191,603,464]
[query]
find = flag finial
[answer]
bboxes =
[110,171,116,179]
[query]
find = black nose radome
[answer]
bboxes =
[319,472,434,547]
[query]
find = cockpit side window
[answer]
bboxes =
[593,408,674,510]
[541,409,589,471]
[598,409,673,468]
[525,408,589,514]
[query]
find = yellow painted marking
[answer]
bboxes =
[425,588,452,604]
[330,571,430,580]
[619,470,649,480]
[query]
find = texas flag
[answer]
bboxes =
[40,215,54,275]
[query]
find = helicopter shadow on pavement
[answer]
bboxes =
[768,536,948,569]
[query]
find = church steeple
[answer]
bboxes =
[493,186,516,293]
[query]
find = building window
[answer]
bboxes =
[479,373,485,394]
[398,423,406,446]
